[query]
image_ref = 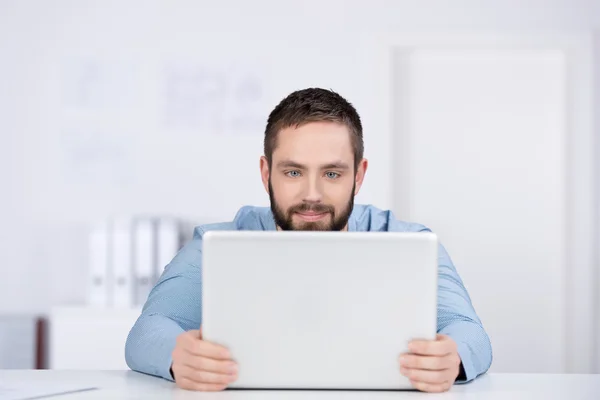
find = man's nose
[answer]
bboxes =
[302,176,324,203]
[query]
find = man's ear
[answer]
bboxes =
[260,156,270,194]
[353,158,368,196]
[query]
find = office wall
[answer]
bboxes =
[0,0,599,372]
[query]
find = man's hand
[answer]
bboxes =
[399,334,461,393]
[171,328,238,391]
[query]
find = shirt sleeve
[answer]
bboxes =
[124,228,204,381]
[418,225,493,383]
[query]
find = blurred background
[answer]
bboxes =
[0,0,599,377]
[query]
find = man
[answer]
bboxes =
[125,88,492,393]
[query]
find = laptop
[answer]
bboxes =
[201,230,438,390]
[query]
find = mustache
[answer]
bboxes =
[289,203,334,214]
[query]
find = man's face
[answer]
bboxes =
[260,121,367,231]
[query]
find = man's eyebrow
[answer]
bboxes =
[321,162,350,170]
[275,160,351,170]
[276,160,306,169]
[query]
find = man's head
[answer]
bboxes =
[260,88,368,231]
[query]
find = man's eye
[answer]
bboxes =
[286,170,301,177]
[325,172,340,179]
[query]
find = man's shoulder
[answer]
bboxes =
[352,204,431,233]
[192,206,272,239]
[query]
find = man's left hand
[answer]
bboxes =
[399,334,461,393]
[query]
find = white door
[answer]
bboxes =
[361,34,595,374]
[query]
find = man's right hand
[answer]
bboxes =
[171,328,238,391]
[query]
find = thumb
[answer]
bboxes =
[198,327,203,339]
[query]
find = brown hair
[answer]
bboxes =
[263,88,364,170]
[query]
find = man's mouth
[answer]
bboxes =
[294,211,328,222]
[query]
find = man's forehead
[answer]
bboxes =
[272,144,354,165]
[275,124,352,151]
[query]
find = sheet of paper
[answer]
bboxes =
[0,382,97,400]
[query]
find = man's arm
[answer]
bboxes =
[421,226,493,383]
[125,228,204,381]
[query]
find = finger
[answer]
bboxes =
[399,354,453,370]
[408,336,455,356]
[176,376,228,392]
[174,365,236,386]
[400,366,449,384]
[186,340,232,360]
[410,379,452,393]
[187,368,237,385]
[183,356,238,375]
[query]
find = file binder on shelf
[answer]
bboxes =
[110,217,134,308]
[87,221,111,307]
[85,215,187,308]
[133,217,156,306]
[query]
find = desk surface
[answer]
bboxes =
[1,370,599,399]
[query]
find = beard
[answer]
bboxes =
[268,178,355,231]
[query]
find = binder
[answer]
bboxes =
[110,217,134,308]
[156,217,181,279]
[133,217,156,306]
[87,221,110,307]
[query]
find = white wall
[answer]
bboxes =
[0,0,599,373]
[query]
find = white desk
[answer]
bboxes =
[1,370,598,399]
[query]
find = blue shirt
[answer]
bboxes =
[125,204,492,384]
